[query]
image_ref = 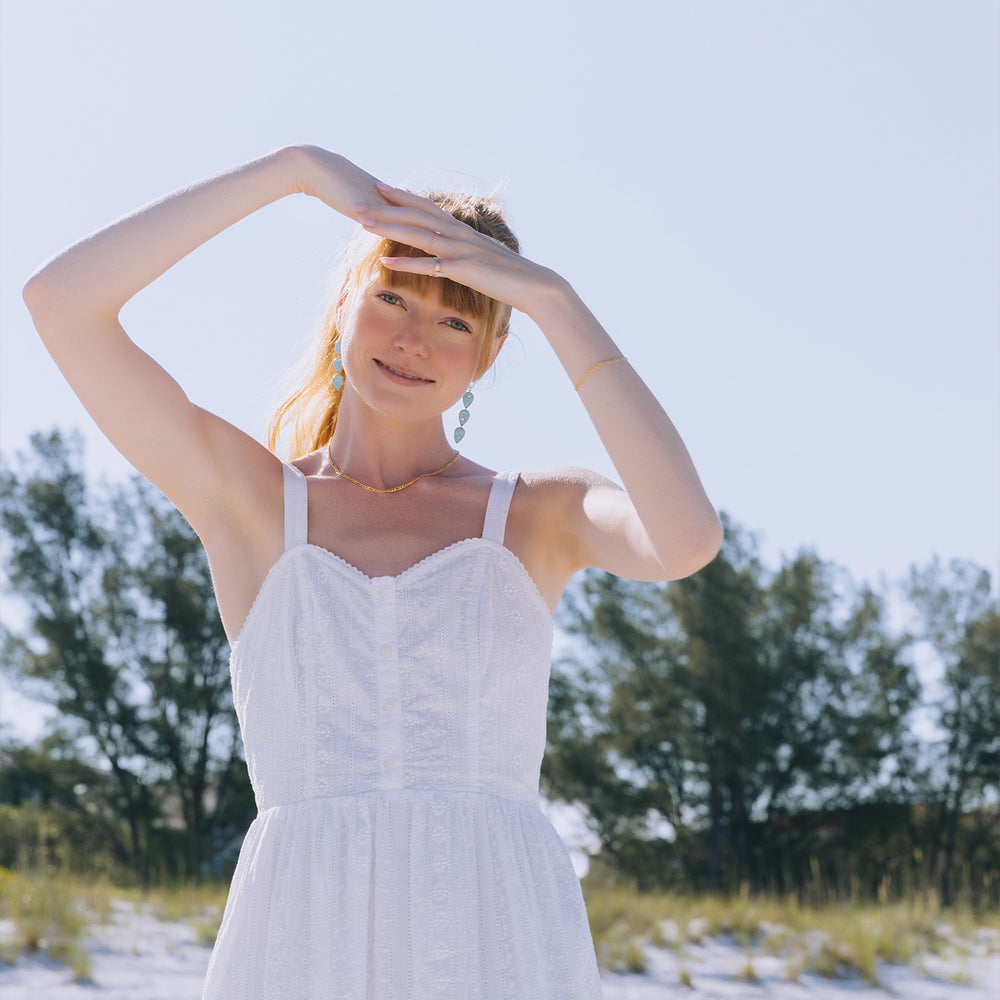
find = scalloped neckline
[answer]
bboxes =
[231,537,553,653]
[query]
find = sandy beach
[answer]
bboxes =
[1,898,997,999]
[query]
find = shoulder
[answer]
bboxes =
[508,466,624,562]
[515,466,623,516]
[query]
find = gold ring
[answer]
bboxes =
[433,257,442,277]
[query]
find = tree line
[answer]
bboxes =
[1,431,252,883]
[1,431,997,904]
[547,520,998,907]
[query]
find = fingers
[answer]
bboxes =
[355,203,445,233]
[356,215,446,255]
[364,184,445,219]
[380,254,445,279]
[362,185,449,272]
[355,195,452,233]
[353,198,465,266]
[356,185,479,285]
[375,183,447,214]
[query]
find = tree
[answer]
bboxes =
[1,430,254,879]
[907,558,1000,905]
[545,515,920,893]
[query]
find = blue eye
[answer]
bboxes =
[446,318,473,333]
[377,291,403,306]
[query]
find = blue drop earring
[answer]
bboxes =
[332,340,344,391]
[454,387,474,444]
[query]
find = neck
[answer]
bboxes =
[327,397,457,491]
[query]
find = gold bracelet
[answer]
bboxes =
[573,356,627,391]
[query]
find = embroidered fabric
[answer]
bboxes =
[202,467,604,999]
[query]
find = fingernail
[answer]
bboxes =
[352,203,368,212]
[380,257,397,265]
[376,182,393,191]
[358,215,377,226]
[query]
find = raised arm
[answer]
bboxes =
[519,279,723,581]
[22,146,384,534]
[354,185,722,584]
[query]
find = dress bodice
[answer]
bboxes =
[229,466,554,812]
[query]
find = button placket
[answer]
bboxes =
[372,577,403,790]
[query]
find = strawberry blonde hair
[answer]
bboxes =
[267,193,519,459]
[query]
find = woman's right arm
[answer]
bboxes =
[22,146,381,536]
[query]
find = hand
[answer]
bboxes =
[352,185,558,313]
[289,145,391,224]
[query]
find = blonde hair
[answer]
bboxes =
[267,193,519,459]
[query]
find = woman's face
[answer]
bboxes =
[339,278,488,424]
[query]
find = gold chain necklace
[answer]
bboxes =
[327,444,461,494]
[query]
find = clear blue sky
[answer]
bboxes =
[2,2,998,733]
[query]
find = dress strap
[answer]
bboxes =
[481,471,519,545]
[282,463,309,551]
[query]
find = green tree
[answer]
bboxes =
[545,515,919,892]
[1,430,254,880]
[907,558,1000,905]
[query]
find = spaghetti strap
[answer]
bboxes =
[481,471,519,545]
[282,463,309,551]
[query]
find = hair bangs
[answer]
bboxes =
[366,239,492,322]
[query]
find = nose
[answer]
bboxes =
[393,312,431,357]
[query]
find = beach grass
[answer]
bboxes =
[581,874,1000,985]
[0,866,227,976]
[0,867,93,981]
[1,862,997,986]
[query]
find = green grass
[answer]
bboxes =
[2,862,997,987]
[581,870,1000,985]
[0,867,93,981]
[0,867,227,976]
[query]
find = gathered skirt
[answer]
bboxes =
[202,788,604,1000]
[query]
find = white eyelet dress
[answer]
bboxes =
[202,466,604,999]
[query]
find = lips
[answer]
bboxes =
[375,359,434,384]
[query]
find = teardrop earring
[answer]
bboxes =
[454,387,474,444]
[331,339,345,392]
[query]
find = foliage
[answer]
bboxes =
[0,431,255,881]
[0,867,92,979]
[907,558,1000,905]
[580,860,1000,985]
[0,867,227,975]
[545,515,997,903]
[2,430,997,904]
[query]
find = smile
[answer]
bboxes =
[375,359,434,384]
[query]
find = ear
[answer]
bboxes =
[486,331,508,369]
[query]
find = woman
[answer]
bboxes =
[24,145,722,998]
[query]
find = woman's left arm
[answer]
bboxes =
[358,185,722,582]
[522,275,722,582]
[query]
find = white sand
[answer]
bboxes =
[1,900,997,999]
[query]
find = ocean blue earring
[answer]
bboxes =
[332,339,344,391]
[454,387,474,444]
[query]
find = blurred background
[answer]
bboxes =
[0,0,997,983]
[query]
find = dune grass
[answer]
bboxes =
[0,867,93,981]
[582,874,1000,986]
[0,866,227,977]
[2,862,997,987]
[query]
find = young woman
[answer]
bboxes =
[24,145,722,999]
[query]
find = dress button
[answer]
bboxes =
[384,755,399,770]
[382,698,397,712]
[379,642,395,658]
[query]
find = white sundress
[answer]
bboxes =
[202,466,604,999]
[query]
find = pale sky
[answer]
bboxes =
[1,2,998,735]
